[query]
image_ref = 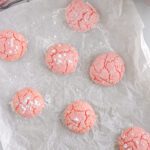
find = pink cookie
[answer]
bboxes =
[0,30,27,61]
[90,52,125,86]
[65,0,99,32]
[0,0,7,5]
[11,88,45,118]
[118,127,150,150]
[45,43,79,75]
[64,100,96,134]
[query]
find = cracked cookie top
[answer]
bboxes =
[118,127,150,150]
[11,88,45,118]
[0,30,27,61]
[45,43,79,75]
[65,0,99,32]
[90,51,125,86]
[64,100,96,134]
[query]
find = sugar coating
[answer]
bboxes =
[45,43,79,75]
[11,88,45,118]
[0,30,27,61]
[0,0,7,5]
[90,52,125,86]
[65,0,99,32]
[118,127,150,150]
[64,100,96,134]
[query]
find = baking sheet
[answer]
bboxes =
[0,0,31,11]
[0,0,150,149]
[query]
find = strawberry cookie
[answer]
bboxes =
[66,0,99,32]
[118,127,150,150]
[0,30,27,61]
[11,88,45,118]
[64,100,96,134]
[90,52,125,86]
[45,43,79,75]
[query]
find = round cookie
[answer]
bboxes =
[45,43,79,75]
[65,0,99,32]
[118,127,150,150]
[64,100,96,134]
[11,88,45,118]
[0,0,7,5]
[90,52,125,86]
[0,30,27,61]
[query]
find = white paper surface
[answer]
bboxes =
[0,0,150,149]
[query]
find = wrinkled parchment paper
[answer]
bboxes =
[0,0,150,149]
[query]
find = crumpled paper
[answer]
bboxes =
[0,0,150,149]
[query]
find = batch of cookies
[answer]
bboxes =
[0,0,150,149]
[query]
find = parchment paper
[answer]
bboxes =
[0,0,150,149]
